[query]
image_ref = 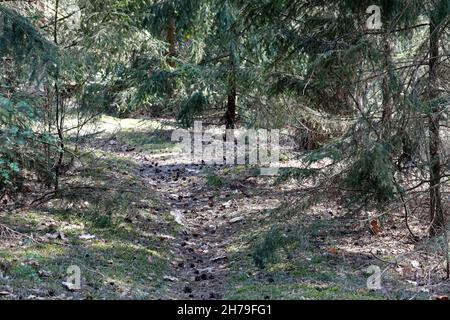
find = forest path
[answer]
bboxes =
[0,117,438,300]
[92,118,410,300]
[137,151,283,299]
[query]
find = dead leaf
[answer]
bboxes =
[328,247,338,255]
[435,295,449,300]
[229,217,243,224]
[169,194,181,201]
[26,260,40,269]
[222,200,233,209]
[396,264,415,278]
[38,269,52,278]
[22,185,34,193]
[210,255,227,262]
[170,210,184,225]
[79,234,96,240]
[163,276,178,282]
[370,219,381,235]
[62,281,80,291]
[46,231,67,240]
[158,234,175,241]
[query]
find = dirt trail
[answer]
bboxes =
[137,152,281,299]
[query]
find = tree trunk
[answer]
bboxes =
[381,34,392,133]
[53,0,64,191]
[428,17,444,236]
[167,14,176,67]
[225,54,236,129]
[226,87,236,129]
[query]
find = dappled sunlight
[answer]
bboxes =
[2,0,450,302]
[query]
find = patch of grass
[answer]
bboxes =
[71,116,164,136]
[0,232,170,299]
[115,130,177,154]
[252,227,289,269]
[0,117,178,299]
[204,165,261,190]
[223,200,394,300]
[206,174,224,189]
[10,264,40,282]
[275,168,318,185]
[0,201,173,299]
[226,282,383,300]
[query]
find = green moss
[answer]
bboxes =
[226,283,383,300]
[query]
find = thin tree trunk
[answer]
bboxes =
[225,54,236,129]
[53,0,64,191]
[167,14,176,68]
[428,17,444,236]
[226,87,236,129]
[381,34,392,134]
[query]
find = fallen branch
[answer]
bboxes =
[0,223,39,244]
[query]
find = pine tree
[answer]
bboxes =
[243,0,450,237]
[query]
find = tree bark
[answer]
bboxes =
[53,0,65,191]
[381,34,392,133]
[428,17,444,236]
[226,87,236,129]
[167,14,176,67]
[225,54,236,129]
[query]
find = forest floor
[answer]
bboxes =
[1,116,450,300]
